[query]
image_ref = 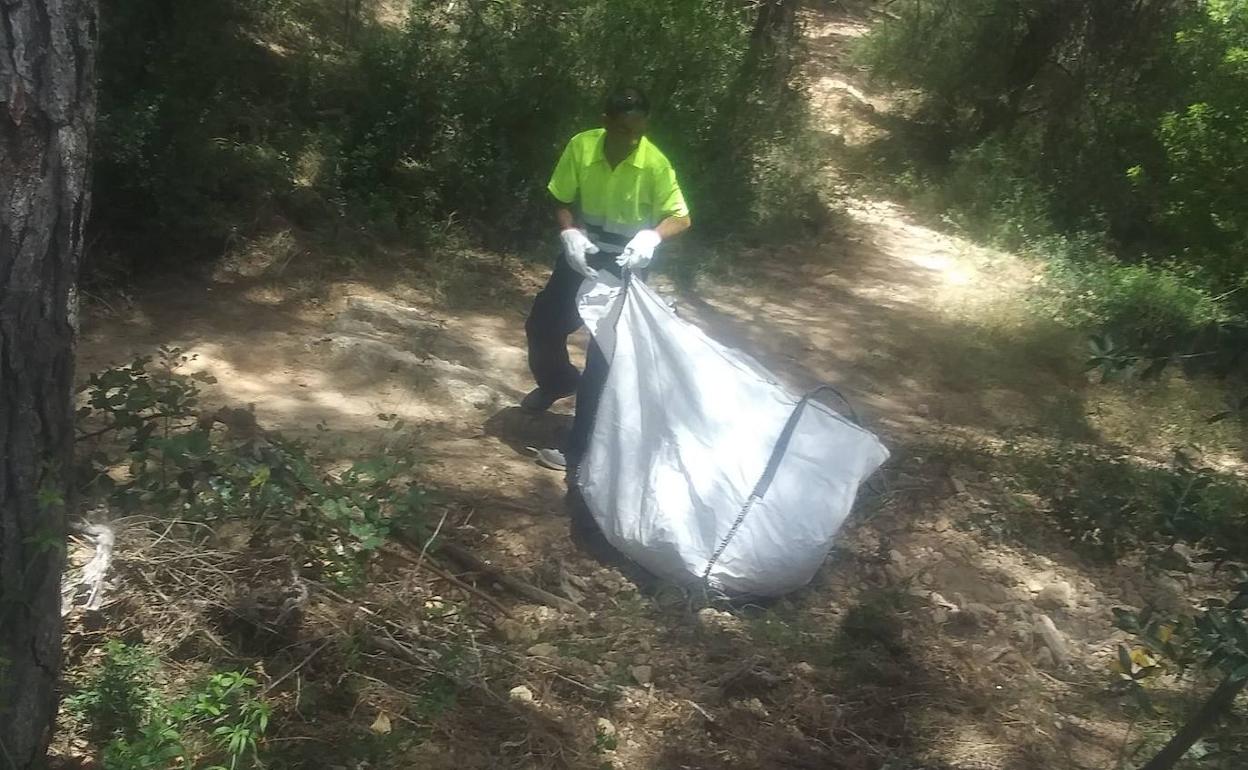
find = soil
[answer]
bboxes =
[59,5,1245,770]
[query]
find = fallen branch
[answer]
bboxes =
[415,539,588,618]
[385,545,514,618]
[262,638,332,695]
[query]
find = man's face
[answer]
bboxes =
[604,111,648,151]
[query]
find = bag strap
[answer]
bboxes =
[700,385,856,587]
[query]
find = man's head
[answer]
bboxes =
[603,87,649,151]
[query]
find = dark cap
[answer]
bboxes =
[604,87,650,117]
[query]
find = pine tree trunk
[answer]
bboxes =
[0,1,97,766]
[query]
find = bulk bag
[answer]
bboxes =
[576,274,889,597]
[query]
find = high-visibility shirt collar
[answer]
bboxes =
[586,131,650,170]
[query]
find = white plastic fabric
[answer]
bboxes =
[576,274,889,597]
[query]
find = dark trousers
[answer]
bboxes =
[525,254,633,473]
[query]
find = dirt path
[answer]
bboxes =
[70,6,1232,770]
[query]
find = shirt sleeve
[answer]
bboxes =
[547,139,579,204]
[653,162,690,220]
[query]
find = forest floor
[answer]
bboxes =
[58,4,1246,770]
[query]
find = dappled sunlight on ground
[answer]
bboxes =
[66,3,1247,769]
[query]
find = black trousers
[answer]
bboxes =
[525,253,636,473]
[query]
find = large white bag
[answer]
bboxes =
[576,275,889,597]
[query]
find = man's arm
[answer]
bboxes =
[655,214,691,241]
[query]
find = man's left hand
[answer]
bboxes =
[616,229,662,270]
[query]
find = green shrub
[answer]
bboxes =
[1000,444,1248,563]
[1040,252,1227,356]
[91,0,811,276]
[66,640,161,746]
[69,642,271,770]
[857,0,1248,357]
[78,351,430,586]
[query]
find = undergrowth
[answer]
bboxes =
[1004,443,1248,564]
[67,641,270,770]
[77,347,431,586]
[92,0,818,282]
[851,0,1248,376]
[66,350,449,767]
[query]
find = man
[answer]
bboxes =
[522,87,691,479]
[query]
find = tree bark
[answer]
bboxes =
[0,1,97,767]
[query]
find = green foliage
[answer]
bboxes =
[999,444,1248,563]
[78,354,430,585]
[68,642,271,770]
[178,671,272,768]
[859,0,1248,364]
[92,0,811,275]
[94,0,299,266]
[1111,576,1248,763]
[1043,257,1228,356]
[66,640,161,745]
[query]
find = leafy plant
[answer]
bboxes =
[92,0,811,277]
[66,640,161,745]
[1112,573,1248,770]
[78,355,430,585]
[68,641,272,770]
[176,671,271,770]
[999,444,1248,563]
[858,0,1248,366]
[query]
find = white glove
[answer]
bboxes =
[560,228,600,279]
[616,229,661,270]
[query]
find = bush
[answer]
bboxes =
[1039,248,1228,356]
[91,0,812,276]
[94,0,300,268]
[77,349,430,586]
[857,0,1248,362]
[1000,444,1248,563]
[68,642,271,770]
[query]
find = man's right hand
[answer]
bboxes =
[560,228,600,279]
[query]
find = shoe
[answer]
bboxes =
[520,387,574,413]
[533,448,567,471]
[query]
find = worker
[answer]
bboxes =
[521,86,691,483]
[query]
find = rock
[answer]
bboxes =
[526,643,559,657]
[964,602,997,617]
[630,665,653,685]
[495,619,540,644]
[1155,574,1185,595]
[737,697,769,718]
[1036,581,1075,610]
[696,607,744,635]
[961,603,1000,627]
[1158,543,1196,572]
[793,662,817,679]
[1033,646,1055,669]
[509,685,535,703]
[885,549,908,581]
[596,717,617,737]
[1033,613,1070,667]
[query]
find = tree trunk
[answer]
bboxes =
[1139,673,1248,770]
[0,1,98,767]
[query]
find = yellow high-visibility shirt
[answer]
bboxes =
[547,128,689,254]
